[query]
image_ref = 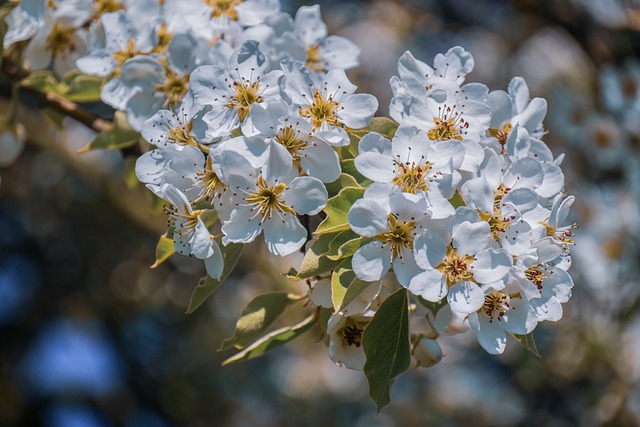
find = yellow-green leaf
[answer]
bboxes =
[151,233,174,268]
[315,187,365,235]
[20,70,60,95]
[186,242,243,314]
[327,236,371,261]
[511,333,541,358]
[59,71,104,102]
[220,292,305,350]
[363,288,410,413]
[331,259,354,311]
[325,172,360,199]
[221,312,317,365]
[294,231,343,279]
[78,111,139,153]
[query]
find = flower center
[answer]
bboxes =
[489,121,512,154]
[167,121,196,147]
[165,204,204,241]
[153,23,173,53]
[437,246,475,287]
[113,38,141,76]
[245,176,296,223]
[226,80,263,123]
[525,264,548,290]
[46,22,76,57]
[93,0,125,19]
[305,45,324,72]
[156,68,190,109]
[339,318,368,348]
[205,0,242,20]
[478,210,514,241]
[392,161,432,194]
[375,214,415,260]
[427,104,467,142]
[481,291,510,322]
[299,89,340,131]
[275,126,308,161]
[197,156,225,203]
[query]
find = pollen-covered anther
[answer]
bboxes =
[206,0,243,20]
[156,67,190,109]
[392,161,432,194]
[482,291,510,322]
[226,80,263,123]
[196,156,225,202]
[525,264,548,290]
[306,44,325,72]
[275,126,308,161]
[375,214,416,259]
[245,176,295,223]
[427,104,467,142]
[300,89,340,130]
[437,246,475,286]
[339,318,368,347]
[489,121,512,154]
[46,22,77,57]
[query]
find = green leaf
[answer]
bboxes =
[448,190,466,208]
[511,333,541,358]
[186,242,243,314]
[340,277,373,312]
[59,71,104,102]
[417,296,447,318]
[340,159,371,188]
[356,117,399,139]
[78,111,139,153]
[123,155,139,188]
[20,70,60,95]
[220,292,305,351]
[315,187,365,235]
[324,172,360,199]
[363,288,411,413]
[221,312,317,365]
[41,106,67,129]
[151,233,175,269]
[294,231,343,279]
[327,236,371,261]
[331,259,354,311]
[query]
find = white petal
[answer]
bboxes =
[337,94,378,129]
[263,213,307,256]
[348,198,388,237]
[472,248,512,284]
[468,313,507,355]
[282,176,328,215]
[352,241,392,281]
[448,281,485,314]
[408,269,447,302]
[204,241,224,279]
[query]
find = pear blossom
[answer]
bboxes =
[190,40,283,138]
[280,59,378,145]
[214,149,327,256]
[162,184,223,279]
[411,216,513,314]
[348,188,428,286]
[327,310,373,371]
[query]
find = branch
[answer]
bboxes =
[1,57,113,134]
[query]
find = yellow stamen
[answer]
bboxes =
[226,81,263,123]
[299,89,340,131]
[375,214,415,260]
[437,246,475,287]
[392,161,431,194]
[245,176,296,222]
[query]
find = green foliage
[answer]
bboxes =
[315,187,365,235]
[291,231,344,279]
[220,292,305,350]
[186,242,243,314]
[331,259,355,311]
[417,296,448,318]
[448,190,466,208]
[58,71,104,102]
[324,172,360,198]
[511,333,541,358]
[19,70,103,102]
[221,312,317,365]
[363,288,411,413]
[327,236,371,261]
[151,233,175,269]
[78,111,139,153]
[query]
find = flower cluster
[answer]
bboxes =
[1,0,577,409]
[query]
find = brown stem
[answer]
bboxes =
[1,57,113,134]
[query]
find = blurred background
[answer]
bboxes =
[2,0,640,425]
